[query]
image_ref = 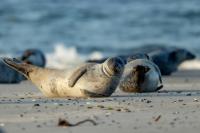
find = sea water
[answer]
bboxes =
[0,0,200,69]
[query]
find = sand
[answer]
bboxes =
[0,70,200,133]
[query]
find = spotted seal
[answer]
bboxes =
[2,57,124,98]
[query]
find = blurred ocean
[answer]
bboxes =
[0,0,200,69]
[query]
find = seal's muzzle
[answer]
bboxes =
[187,52,196,60]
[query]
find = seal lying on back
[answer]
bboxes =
[120,59,163,93]
[3,57,124,98]
[0,49,46,83]
[87,45,196,75]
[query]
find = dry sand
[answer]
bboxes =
[0,70,200,133]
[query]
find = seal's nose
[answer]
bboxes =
[187,52,196,60]
[105,57,125,75]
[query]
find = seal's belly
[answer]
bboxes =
[34,71,85,98]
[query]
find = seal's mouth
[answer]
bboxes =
[102,57,124,77]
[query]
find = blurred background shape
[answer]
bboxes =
[0,0,199,69]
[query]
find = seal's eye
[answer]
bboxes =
[133,65,150,73]
[144,66,150,73]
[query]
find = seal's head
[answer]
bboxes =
[21,49,46,67]
[120,59,163,93]
[77,57,125,97]
[120,65,150,92]
[102,57,125,77]
[169,49,195,64]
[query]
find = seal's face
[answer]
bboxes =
[21,49,46,67]
[120,65,150,92]
[103,57,124,77]
[132,65,150,88]
[169,49,196,64]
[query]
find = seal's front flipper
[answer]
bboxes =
[68,66,87,87]
[80,89,109,97]
[2,58,33,78]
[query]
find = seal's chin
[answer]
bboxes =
[103,57,124,77]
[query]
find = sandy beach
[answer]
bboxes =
[0,70,200,133]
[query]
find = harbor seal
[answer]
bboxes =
[87,45,196,75]
[149,48,195,75]
[0,49,46,83]
[124,45,196,75]
[2,57,124,98]
[20,49,46,67]
[120,59,163,93]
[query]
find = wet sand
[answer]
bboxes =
[0,70,200,133]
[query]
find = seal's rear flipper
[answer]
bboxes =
[2,58,33,78]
